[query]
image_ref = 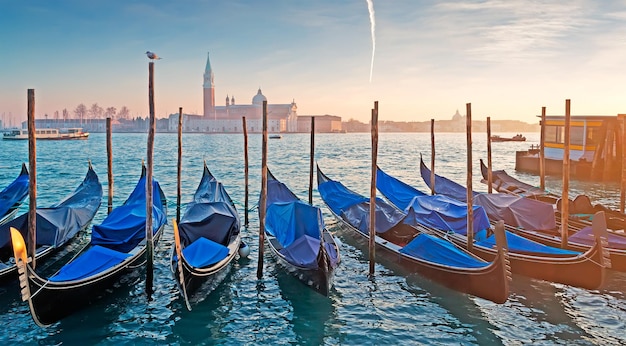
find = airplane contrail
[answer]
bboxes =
[366,0,376,83]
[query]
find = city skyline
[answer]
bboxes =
[1,1,625,125]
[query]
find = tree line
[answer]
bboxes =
[44,103,132,121]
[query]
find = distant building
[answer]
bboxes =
[297,115,342,133]
[168,52,300,133]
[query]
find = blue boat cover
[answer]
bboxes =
[49,245,130,282]
[0,166,102,249]
[420,158,477,203]
[182,236,230,267]
[400,234,489,268]
[177,165,239,270]
[266,201,324,248]
[378,166,581,255]
[476,230,579,255]
[91,175,166,253]
[402,195,491,236]
[0,164,29,220]
[377,166,490,235]
[265,170,339,269]
[318,176,404,234]
[376,167,426,210]
[279,234,322,269]
[318,168,496,269]
[473,193,557,231]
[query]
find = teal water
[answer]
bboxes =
[0,132,624,345]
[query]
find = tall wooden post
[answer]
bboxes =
[561,100,571,247]
[257,101,268,279]
[176,107,183,223]
[106,117,113,214]
[369,101,379,275]
[27,89,37,269]
[621,115,626,213]
[309,116,315,205]
[145,62,156,296]
[466,103,474,251]
[540,107,546,190]
[243,117,249,227]
[486,117,493,193]
[430,119,436,195]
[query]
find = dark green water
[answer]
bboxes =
[0,132,624,345]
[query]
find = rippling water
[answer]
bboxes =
[0,132,624,345]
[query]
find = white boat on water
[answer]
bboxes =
[3,128,89,141]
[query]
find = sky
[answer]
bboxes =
[1,0,626,126]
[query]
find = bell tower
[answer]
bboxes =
[203,52,215,117]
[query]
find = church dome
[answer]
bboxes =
[252,88,267,105]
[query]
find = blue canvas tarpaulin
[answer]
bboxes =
[400,234,489,268]
[0,166,102,250]
[0,164,29,221]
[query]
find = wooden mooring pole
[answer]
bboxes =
[243,117,249,227]
[309,116,315,205]
[486,117,492,193]
[145,61,156,296]
[27,89,37,269]
[257,102,268,279]
[621,114,626,213]
[176,107,183,223]
[540,107,546,190]
[430,119,435,195]
[106,117,113,214]
[369,101,379,275]
[466,103,474,251]
[561,100,571,247]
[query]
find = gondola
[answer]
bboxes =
[0,163,29,225]
[316,166,510,304]
[421,157,624,270]
[10,164,167,326]
[0,162,102,283]
[261,170,340,296]
[379,165,610,289]
[171,163,242,310]
[479,159,626,230]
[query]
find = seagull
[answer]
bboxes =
[146,51,162,60]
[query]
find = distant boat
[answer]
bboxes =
[490,134,526,142]
[269,134,282,139]
[3,128,89,140]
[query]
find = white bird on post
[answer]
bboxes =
[146,51,162,60]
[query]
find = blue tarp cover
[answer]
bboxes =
[400,234,489,268]
[420,158,478,203]
[279,234,322,269]
[0,166,102,249]
[266,201,324,248]
[177,166,239,270]
[402,195,491,236]
[377,167,490,235]
[376,167,426,210]
[182,236,230,268]
[476,231,579,255]
[91,176,166,253]
[179,202,238,247]
[0,164,29,220]
[317,177,403,234]
[49,245,130,282]
[265,170,340,269]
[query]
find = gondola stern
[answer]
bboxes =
[591,211,612,270]
[492,221,512,301]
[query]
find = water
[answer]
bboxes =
[0,132,624,345]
